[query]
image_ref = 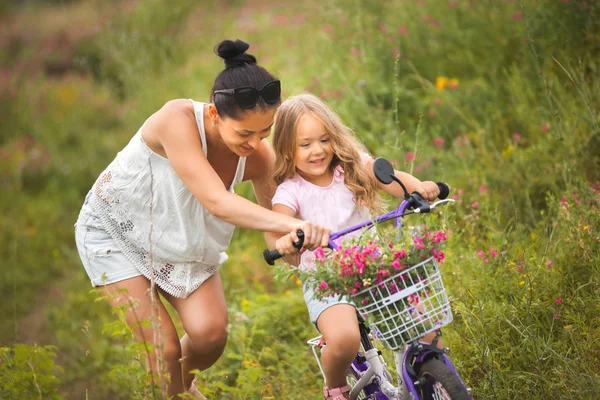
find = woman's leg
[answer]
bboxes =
[317,304,361,391]
[161,272,229,389]
[100,276,184,396]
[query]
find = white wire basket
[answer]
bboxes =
[351,256,453,350]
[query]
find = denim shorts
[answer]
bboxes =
[74,195,142,287]
[303,281,355,331]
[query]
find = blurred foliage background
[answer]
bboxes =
[1,0,599,399]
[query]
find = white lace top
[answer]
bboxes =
[88,100,246,298]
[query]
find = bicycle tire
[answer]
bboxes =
[417,358,470,400]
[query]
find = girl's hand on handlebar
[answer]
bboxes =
[418,181,441,201]
[292,221,330,251]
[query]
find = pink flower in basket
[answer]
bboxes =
[301,223,449,304]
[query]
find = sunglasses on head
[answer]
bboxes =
[213,80,281,109]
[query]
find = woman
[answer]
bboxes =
[74,39,329,398]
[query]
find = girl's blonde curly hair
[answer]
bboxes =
[271,93,383,213]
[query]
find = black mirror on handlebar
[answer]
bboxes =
[373,158,410,199]
[373,158,395,184]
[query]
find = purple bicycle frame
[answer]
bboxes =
[327,199,409,250]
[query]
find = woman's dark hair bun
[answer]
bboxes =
[216,39,257,69]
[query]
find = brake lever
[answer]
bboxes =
[413,198,456,213]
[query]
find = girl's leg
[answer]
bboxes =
[161,272,229,389]
[317,304,361,391]
[100,276,184,396]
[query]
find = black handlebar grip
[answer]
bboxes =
[263,230,305,265]
[436,182,450,200]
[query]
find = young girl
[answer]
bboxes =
[267,93,441,400]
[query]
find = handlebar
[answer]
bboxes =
[262,182,452,265]
[263,230,305,265]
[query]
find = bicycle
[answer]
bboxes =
[263,157,471,400]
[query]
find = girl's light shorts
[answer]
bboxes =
[303,281,356,331]
[74,193,142,286]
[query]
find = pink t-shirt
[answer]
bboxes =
[272,154,373,271]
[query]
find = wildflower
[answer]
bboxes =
[476,249,486,258]
[349,288,358,295]
[555,298,563,305]
[406,152,415,162]
[355,281,362,289]
[479,185,487,193]
[561,197,568,205]
[436,76,449,90]
[322,24,333,33]
[489,247,498,258]
[542,123,550,133]
[449,79,459,89]
[545,260,553,269]
[272,15,288,26]
[320,281,329,290]
[314,247,326,262]
[458,189,464,195]
[350,47,360,56]
[392,259,401,269]
[472,202,479,208]
[554,311,559,320]
[513,11,522,21]
[399,25,408,36]
[501,145,514,158]
[513,133,521,141]
[362,298,369,305]
[433,138,445,147]
[295,279,302,286]
[583,226,589,231]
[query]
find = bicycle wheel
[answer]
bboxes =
[417,359,470,400]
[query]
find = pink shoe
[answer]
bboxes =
[323,385,351,400]
[189,380,207,399]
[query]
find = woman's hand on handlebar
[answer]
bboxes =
[277,221,329,254]
[417,181,442,201]
[294,221,330,250]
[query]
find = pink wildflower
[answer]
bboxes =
[319,281,328,290]
[433,138,445,147]
[555,298,563,305]
[458,189,464,195]
[476,249,486,258]
[406,152,415,162]
[479,185,487,193]
[392,260,401,269]
[349,288,358,295]
[542,123,550,133]
[489,247,498,258]
[432,249,445,263]
[362,298,369,305]
[394,250,407,259]
[472,202,479,208]
[433,231,447,244]
[513,11,522,21]
[554,311,559,320]
[314,247,326,262]
[546,260,553,269]
[561,197,568,205]
[513,133,521,141]
[355,281,362,289]
[322,24,333,33]
[399,25,408,36]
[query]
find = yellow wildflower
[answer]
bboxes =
[583,225,589,231]
[501,145,514,159]
[519,281,525,286]
[295,279,302,286]
[436,76,449,90]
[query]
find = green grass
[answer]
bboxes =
[1,0,599,399]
